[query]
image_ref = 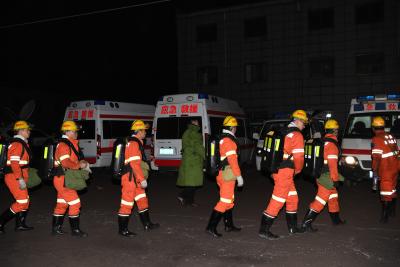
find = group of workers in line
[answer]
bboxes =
[0,111,397,240]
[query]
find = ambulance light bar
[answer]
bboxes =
[357,94,400,103]
[198,93,209,99]
[356,95,375,102]
[94,100,105,105]
[387,94,400,100]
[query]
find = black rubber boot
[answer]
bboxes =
[258,214,279,240]
[224,209,241,232]
[0,209,15,234]
[206,210,223,237]
[69,216,88,237]
[380,201,390,224]
[329,212,346,225]
[139,210,160,231]
[389,198,396,218]
[301,209,319,232]
[118,215,136,237]
[52,215,66,235]
[15,211,34,231]
[286,212,302,234]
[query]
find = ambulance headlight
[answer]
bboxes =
[344,156,358,166]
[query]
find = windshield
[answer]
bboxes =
[344,112,400,138]
[156,116,202,139]
[260,121,289,139]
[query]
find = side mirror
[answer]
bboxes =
[252,133,260,140]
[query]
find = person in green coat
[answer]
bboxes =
[177,120,205,207]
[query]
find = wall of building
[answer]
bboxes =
[177,0,400,123]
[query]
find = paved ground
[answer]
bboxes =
[0,166,399,267]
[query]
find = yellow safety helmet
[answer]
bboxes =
[292,109,309,123]
[131,120,149,131]
[371,116,385,128]
[325,119,339,130]
[223,116,238,127]
[61,120,80,132]
[13,120,32,131]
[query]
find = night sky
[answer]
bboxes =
[0,0,268,132]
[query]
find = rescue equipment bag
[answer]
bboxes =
[0,138,32,179]
[39,138,83,181]
[111,136,148,180]
[27,168,42,188]
[64,169,90,190]
[205,134,239,177]
[260,127,301,174]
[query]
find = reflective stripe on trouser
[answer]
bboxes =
[310,183,339,213]
[4,174,30,213]
[380,172,398,201]
[214,173,236,213]
[265,168,298,217]
[53,175,81,216]
[118,173,149,215]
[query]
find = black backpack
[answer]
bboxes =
[0,138,32,179]
[206,133,239,177]
[38,138,83,181]
[260,127,301,174]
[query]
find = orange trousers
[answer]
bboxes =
[380,171,398,202]
[118,175,149,216]
[5,174,30,213]
[214,172,236,213]
[53,175,81,217]
[309,183,339,213]
[264,168,298,217]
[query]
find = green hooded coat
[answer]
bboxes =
[177,124,205,187]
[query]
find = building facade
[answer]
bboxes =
[177,0,400,123]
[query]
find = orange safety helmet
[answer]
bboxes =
[371,116,385,128]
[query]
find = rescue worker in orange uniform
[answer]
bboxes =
[301,119,345,232]
[118,120,159,237]
[52,121,89,237]
[259,110,307,239]
[371,116,398,223]
[0,121,34,234]
[206,116,244,238]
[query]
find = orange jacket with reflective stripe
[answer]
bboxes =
[55,137,80,170]
[220,136,241,177]
[7,138,30,178]
[324,134,339,181]
[125,136,145,182]
[284,129,304,174]
[371,130,398,176]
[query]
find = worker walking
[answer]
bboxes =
[118,120,159,237]
[206,116,244,238]
[0,121,34,234]
[301,119,345,232]
[371,116,398,223]
[259,110,307,239]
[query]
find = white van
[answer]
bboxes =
[340,94,400,181]
[63,100,155,167]
[152,93,254,170]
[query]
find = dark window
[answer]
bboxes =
[209,117,225,135]
[156,117,202,139]
[236,119,245,138]
[355,1,384,25]
[244,16,266,38]
[196,23,217,43]
[308,8,334,31]
[356,53,384,75]
[103,120,131,139]
[244,62,267,83]
[309,57,335,78]
[77,120,96,139]
[345,113,400,138]
[197,66,218,86]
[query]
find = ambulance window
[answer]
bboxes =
[345,115,372,138]
[178,117,202,138]
[77,120,95,140]
[156,117,202,139]
[209,117,225,135]
[102,120,132,139]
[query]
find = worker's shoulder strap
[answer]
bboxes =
[219,133,239,149]
[128,136,146,161]
[283,127,301,136]
[9,138,32,160]
[58,138,83,160]
[323,137,341,155]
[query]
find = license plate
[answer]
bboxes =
[160,148,174,155]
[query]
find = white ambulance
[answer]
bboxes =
[340,94,400,181]
[152,93,254,170]
[63,100,155,168]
